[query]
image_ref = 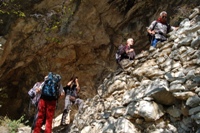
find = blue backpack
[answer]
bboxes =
[41,72,61,100]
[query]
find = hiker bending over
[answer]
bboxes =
[125,38,135,60]
[61,76,84,126]
[33,74,64,133]
[147,11,178,48]
[115,38,136,64]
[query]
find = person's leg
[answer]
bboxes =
[33,99,46,133]
[61,95,72,125]
[128,51,136,60]
[151,38,159,48]
[45,100,56,133]
[75,98,84,113]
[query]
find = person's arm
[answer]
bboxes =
[35,82,44,94]
[59,83,65,97]
[147,29,156,35]
[75,78,80,93]
[67,80,73,86]
[147,21,157,35]
[125,45,134,54]
[171,26,179,31]
[127,48,134,53]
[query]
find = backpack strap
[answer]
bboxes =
[152,21,158,30]
[28,98,32,116]
[166,23,171,33]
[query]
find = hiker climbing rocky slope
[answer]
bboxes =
[0,0,200,120]
[56,7,200,133]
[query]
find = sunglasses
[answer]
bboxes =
[162,16,167,18]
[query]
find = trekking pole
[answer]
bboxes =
[28,99,31,116]
[30,106,39,133]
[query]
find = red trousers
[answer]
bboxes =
[33,98,56,133]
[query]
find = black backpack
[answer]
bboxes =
[115,44,126,63]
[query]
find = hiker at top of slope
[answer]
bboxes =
[147,11,178,48]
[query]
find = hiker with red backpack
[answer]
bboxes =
[147,11,178,48]
[60,76,84,126]
[33,73,64,133]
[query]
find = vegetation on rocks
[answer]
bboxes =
[0,115,26,133]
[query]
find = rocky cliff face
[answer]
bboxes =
[58,7,200,133]
[13,6,200,133]
[0,0,200,120]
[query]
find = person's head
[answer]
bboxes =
[159,11,167,21]
[127,38,134,46]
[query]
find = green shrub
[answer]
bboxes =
[0,115,26,133]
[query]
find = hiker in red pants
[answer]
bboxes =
[33,99,57,133]
[33,73,64,133]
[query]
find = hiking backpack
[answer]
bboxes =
[41,72,61,100]
[115,44,126,63]
[28,82,42,107]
